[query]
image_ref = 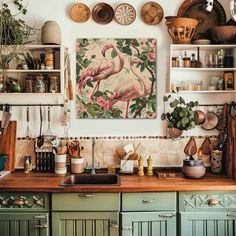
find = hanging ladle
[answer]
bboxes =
[37,105,44,148]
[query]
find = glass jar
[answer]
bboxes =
[25,77,33,93]
[176,56,184,67]
[183,57,191,68]
[50,76,58,93]
[45,49,54,70]
[35,75,46,93]
[172,57,177,67]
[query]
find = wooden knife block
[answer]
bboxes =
[0,121,16,171]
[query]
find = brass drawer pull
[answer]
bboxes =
[142,199,156,204]
[33,215,47,219]
[159,213,175,218]
[33,224,48,229]
[206,199,220,206]
[79,193,95,198]
[121,226,135,231]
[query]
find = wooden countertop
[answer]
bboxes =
[0,172,236,192]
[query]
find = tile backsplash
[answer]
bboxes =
[15,136,217,169]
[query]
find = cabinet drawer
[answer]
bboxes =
[0,193,49,212]
[179,191,236,212]
[52,193,120,211]
[122,192,176,211]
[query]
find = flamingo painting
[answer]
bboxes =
[78,42,124,98]
[109,56,151,118]
[76,38,156,119]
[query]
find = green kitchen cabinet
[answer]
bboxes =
[121,212,176,236]
[52,211,119,236]
[121,192,177,236]
[0,213,49,236]
[52,193,120,236]
[180,212,236,236]
[179,191,236,236]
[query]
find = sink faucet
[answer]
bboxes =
[91,138,96,175]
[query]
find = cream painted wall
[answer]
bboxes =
[2,0,235,137]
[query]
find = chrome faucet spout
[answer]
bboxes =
[91,138,96,174]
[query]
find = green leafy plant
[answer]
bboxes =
[161,94,199,130]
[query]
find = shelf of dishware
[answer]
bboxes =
[169,44,236,93]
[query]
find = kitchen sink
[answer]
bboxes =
[60,173,120,186]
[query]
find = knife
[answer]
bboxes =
[2,105,12,135]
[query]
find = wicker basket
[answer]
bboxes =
[165,17,198,44]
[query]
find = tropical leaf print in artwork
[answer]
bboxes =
[76,38,157,119]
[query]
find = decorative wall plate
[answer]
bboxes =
[92,3,114,24]
[141,2,164,25]
[70,3,91,23]
[177,0,226,39]
[114,3,136,25]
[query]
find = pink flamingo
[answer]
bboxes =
[109,56,151,118]
[78,42,124,98]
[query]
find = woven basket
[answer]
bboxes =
[165,17,198,44]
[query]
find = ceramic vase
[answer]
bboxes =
[41,21,61,45]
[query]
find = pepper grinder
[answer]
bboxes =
[138,156,144,176]
[146,156,153,176]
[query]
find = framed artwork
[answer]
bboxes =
[76,38,157,119]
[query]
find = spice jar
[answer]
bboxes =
[45,49,54,70]
[176,56,183,67]
[183,57,191,67]
[50,76,58,93]
[35,75,46,93]
[172,57,177,67]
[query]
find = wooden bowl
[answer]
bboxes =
[165,17,198,44]
[210,25,236,43]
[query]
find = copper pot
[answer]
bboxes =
[194,110,205,125]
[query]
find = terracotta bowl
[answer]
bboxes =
[210,26,236,43]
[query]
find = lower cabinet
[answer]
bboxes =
[52,193,120,236]
[180,212,236,236]
[179,191,236,236]
[121,192,177,236]
[52,212,119,236]
[121,212,176,236]
[0,213,49,236]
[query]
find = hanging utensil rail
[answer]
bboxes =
[0,104,64,107]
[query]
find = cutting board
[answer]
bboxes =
[0,121,17,171]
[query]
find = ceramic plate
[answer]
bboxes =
[92,3,114,24]
[114,3,136,25]
[70,3,91,23]
[177,0,226,39]
[141,2,164,25]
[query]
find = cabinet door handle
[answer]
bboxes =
[158,213,176,218]
[33,223,48,229]
[206,199,220,206]
[142,199,156,204]
[121,226,135,231]
[110,224,119,229]
[227,213,236,217]
[79,193,95,198]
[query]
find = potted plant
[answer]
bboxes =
[161,94,199,138]
[0,0,37,90]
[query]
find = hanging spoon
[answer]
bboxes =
[37,105,44,148]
